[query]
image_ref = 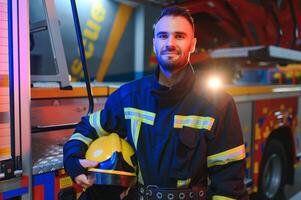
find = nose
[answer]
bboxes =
[166,35,176,47]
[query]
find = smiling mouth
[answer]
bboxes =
[163,54,178,61]
[162,52,178,55]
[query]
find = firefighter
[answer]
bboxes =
[64,6,249,200]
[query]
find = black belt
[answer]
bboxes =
[136,185,207,200]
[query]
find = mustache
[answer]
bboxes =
[160,48,180,55]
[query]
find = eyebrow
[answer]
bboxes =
[156,31,168,37]
[156,31,188,37]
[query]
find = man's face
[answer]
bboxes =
[153,15,196,73]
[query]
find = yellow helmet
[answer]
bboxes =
[85,133,137,187]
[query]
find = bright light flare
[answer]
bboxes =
[208,76,222,89]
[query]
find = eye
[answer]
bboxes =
[158,33,168,39]
[175,34,185,39]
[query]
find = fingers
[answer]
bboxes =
[75,174,94,189]
[76,159,98,190]
[79,159,98,168]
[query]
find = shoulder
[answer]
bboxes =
[109,75,153,100]
[195,83,235,112]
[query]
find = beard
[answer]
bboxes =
[156,48,189,71]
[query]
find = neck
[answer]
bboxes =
[158,65,187,87]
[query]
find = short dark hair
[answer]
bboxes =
[154,6,195,32]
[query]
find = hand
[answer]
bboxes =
[74,159,98,189]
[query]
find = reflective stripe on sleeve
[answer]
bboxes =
[212,195,236,200]
[174,115,215,130]
[69,133,93,146]
[89,110,109,137]
[207,144,246,167]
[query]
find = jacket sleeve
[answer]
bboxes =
[207,95,249,200]
[63,90,126,180]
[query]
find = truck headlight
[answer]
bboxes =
[208,76,222,89]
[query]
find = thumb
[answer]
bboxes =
[79,159,98,168]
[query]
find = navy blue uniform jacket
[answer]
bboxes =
[64,66,248,199]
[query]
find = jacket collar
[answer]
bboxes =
[151,63,195,105]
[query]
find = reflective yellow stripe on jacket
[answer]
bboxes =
[124,107,156,186]
[89,110,109,137]
[213,195,236,200]
[69,133,93,146]
[207,144,246,167]
[124,107,156,149]
[174,115,215,130]
[177,178,191,188]
[124,107,156,125]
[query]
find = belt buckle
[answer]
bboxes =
[139,185,158,200]
[146,185,158,197]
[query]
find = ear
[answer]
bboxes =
[189,37,197,53]
[153,38,156,54]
